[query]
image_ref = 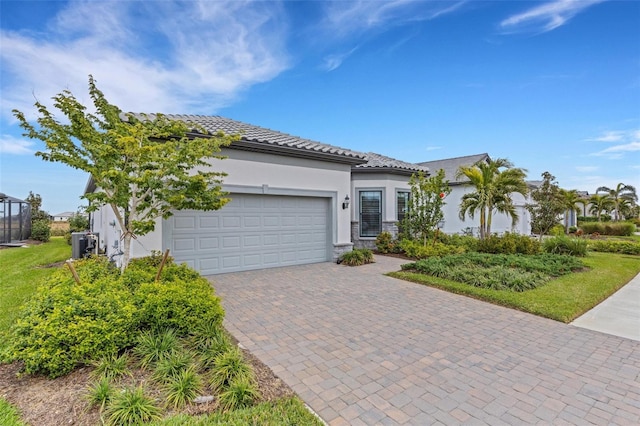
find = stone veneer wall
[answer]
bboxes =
[351,221,399,250]
[333,242,354,261]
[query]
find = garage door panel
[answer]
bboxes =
[199,237,219,249]
[175,216,196,230]
[199,216,219,229]
[168,194,330,274]
[174,238,195,251]
[243,235,261,247]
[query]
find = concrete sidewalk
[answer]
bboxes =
[571,272,640,341]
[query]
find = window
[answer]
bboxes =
[359,191,382,237]
[397,191,410,222]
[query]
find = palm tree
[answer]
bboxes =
[588,194,614,222]
[457,158,528,239]
[596,183,638,221]
[559,189,581,233]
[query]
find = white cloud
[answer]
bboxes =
[0,134,35,155]
[1,1,290,121]
[425,146,442,151]
[321,0,467,39]
[588,128,640,158]
[500,0,606,34]
[323,47,359,71]
[585,130,626,143]
[575,166,599,173]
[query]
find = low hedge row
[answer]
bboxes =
[580,222,636,236]
[8,255,225,378]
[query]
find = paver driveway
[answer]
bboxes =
[210,256,640,425]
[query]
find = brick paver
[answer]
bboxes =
[209,256,640,425]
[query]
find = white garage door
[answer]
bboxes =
[166,194,330,274]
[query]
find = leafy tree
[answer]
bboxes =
[401,169,451,245]
[25,191,50,241]
[559,188,581,234]
[14,76,235,270]
[457,158,528,239]
[25,191,49,222]
[527,172,565,239]
[596,183,638,221]
[588,194,613,222]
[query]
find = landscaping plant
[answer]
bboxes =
[340,248,374,266]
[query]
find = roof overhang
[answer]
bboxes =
[351,167,431,177]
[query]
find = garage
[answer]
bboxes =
[166,193,331,275]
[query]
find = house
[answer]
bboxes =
[418,153,533,237]
[87,115,430,274]
[87,116,531,274]
[52,211,75,222]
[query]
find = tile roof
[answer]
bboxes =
[418,153,489,182]
[127,113,368,164]
[355,152,430,175]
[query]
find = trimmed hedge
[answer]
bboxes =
[476,233,541,255]
[587,240,640,255]
[8,256,224,378]
[580,222,636,236]
[398,239,465,259]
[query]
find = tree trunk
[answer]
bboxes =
[486,208,492,237]
[121,232,132,272]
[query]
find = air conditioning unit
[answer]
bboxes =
[71,232,100,259]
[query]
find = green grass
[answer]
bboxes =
[390,252,640,323]
[0,398,25,426]
[0,237,70,354]
[152,397,323,425]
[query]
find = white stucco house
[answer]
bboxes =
[418,154,534,237]
[52,211,75,222]
[86,115,532,275]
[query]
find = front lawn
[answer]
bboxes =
[0,237,70,355]
[389,252,640,323]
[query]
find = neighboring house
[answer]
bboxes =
[86,116,532,274]
[52,211,75,222]
[418,154,533,237]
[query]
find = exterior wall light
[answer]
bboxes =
[342,195,350,209]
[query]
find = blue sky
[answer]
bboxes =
[1,0,638,214]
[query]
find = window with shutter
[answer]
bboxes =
[359,191,382,237]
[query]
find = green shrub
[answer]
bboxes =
[340,248,375,266]
[568,226,578,234]
[86,376,114,411]
[445,234,479,252]
[134,264,225,334]
[30,219,51,242]
[580,222,635,236]
[543,236,587,257]
[153,349,194,383]
[164,367,202,408]
[9,259,137,378]
[8,254,225,379]
[134,329,181,369]
[218,377,259,412]
[578,215,611,223]
[402,253,583,292]
[210,348,253,392]
[398,239,464,259]
[475,233,541,255]
[91,352,131,380]
[549,224,565,237]
[104,386,161,425]
[587,240,640,255]
[374,231,396,254]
